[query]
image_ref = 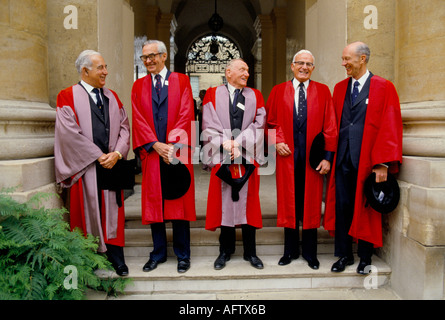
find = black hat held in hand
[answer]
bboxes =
[160,159,191,200]
[364,172,400,214]
[216,161,256,202]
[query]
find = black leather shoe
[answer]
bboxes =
[304,257,320,270]
[331,256,354,272]
[244,255,264,269]
[142,258,166,272]
[177,259,191,273]
[115,264,129,276]
[356,259,372,275]
[278,254,299,266]
[214,252,230,270]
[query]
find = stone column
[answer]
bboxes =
[256,14,274,101]
[0,0,59,205]
[145,6,160,40]
[272,7,287,86]
[157,13,174,69]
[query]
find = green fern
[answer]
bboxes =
[0,190,132,300]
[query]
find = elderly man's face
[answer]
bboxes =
[291,52,315,83]
[84,55,108,88]
[226,60,249,89]
[142,43,167,75]
[341,44,366,79]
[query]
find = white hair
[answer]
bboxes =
[142,40,168,55]
[293,49,315,65]
[75,50,101,74]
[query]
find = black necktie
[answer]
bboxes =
[92,88,103,110]
[155,74,162,98]
[233,89,240,112]
[351,81,360,105]
[298,82,306,121]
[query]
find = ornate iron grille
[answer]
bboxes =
[186,35,241,74]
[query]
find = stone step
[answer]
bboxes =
[99,254,391,296]
[111,167,392,299]
[125,227,334,252]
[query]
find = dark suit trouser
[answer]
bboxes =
[106,244,126,268]
[335,151,373,261]
[283,157,317,259]
[150,220,191,262]
[219,225,257,258]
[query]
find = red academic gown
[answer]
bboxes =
[55,85,129,250]
[202,86,266,231]
[323,75,403,248]
[131,72,196,225]
[266,80,338,230]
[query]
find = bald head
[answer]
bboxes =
[341,42,370,80]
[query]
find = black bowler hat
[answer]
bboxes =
[216,161,256,202]
[160,160,191,200]
[364,172,400,214]
[309,132,325,171]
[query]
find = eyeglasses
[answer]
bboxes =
[140,53,162,62]
[293,61,314,68]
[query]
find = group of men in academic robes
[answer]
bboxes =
[54,40,402,277]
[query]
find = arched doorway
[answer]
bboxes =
[186,34,241,100]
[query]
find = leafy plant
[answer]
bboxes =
[0,190,131,300]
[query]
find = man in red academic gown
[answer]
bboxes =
[132,40,196,274]
[324,42,403,274]
[202,59,266,270]
[266,50,337,269]
[54,50,131,276]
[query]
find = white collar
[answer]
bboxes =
[227,83,243,95]
[151,66,168,83]
[81,80,97,93]
[293,78,310,91]
[353,69,370,88]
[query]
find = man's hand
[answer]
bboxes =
[372,164,388,183]
[222,139,239,151]
[275,142,291,157]
[153,142,174,164]
[230,146,241,160]
[98,152,119,169]
[316,160,331,175]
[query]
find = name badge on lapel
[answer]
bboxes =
[165,80,169,86]
[366,98,369,105]
[237,102,245,111]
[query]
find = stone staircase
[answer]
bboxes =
[114,165,394,299]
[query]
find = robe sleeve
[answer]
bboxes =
[131,78,159,153]
[54,88,103,186]
[234,89,266,166]
[321,85,338,154]
[265,84,286,146]
[371,80,403,172]
[201,88,225,167]
[167,74,195,148]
